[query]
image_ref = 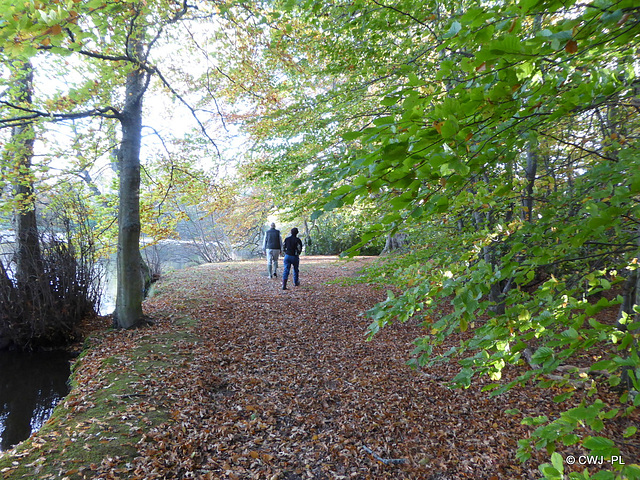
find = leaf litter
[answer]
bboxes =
[1,256,637,479]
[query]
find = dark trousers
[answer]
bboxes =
[282,254,299,285]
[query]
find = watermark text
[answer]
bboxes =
[564,455,625,466]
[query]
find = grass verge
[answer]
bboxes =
[0,317,198,480]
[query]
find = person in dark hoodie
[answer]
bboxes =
[282,227,303,290]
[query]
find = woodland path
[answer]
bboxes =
[132,256,548,479]
[1,257,566,479]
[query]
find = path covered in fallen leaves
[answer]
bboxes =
[129,257,551,479]
[3,256,635,479]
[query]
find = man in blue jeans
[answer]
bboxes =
[282,227,303,290]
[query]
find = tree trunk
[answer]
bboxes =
[303,219,313,249]
[382,233,408,254]
[114,37,146,329]
[0,60,44,347]
[616,228,640,389]
[523,144,538,223]
[10,60,42,289]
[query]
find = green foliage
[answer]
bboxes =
[305,208,385,255]
[228,0,640,476]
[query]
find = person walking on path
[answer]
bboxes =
[262,223,283,278]
[282,227,303,290]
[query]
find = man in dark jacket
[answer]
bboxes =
[282,227,303,290]
[262,223,283,278]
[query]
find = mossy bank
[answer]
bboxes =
[0,314,199,480]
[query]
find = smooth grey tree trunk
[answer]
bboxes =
[382,233,408,254]
[114,41,146,329]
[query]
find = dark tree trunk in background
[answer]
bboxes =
[523,145,537,223]
[10,60,42,290]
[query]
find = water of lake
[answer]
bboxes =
[0,349,72,451]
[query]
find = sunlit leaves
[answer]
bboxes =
[347,0,640,466]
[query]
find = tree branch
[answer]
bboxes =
[369,0,438,38]
[152,66,221,157]
[0,101,122,129]
[38,44,132,63]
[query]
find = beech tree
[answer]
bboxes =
[0,0,224,329]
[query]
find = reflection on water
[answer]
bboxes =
[0,350,71,451]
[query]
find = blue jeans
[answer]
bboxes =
[282,254,300,285]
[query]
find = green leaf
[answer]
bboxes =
[562,434,580,446]
[407,72,422,86]
[444,20,462,39]
[531,346,554,365]
[310,210,323,221]
[522,415,549,426]
[582,436,616,455]
[383,142,408,159]
[452,367,473,388]
[539,464,561,479]
[601,9,624,24]
[561,328,579,340]
[553,391,575,403]
[341,131,362,141]
[373,116,395,126]
[551,451,564,473]
[440,118,459,138]
[381,96,400,106]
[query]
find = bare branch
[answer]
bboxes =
[0,101,122,129]
[152,65,221,157]
[37,44,132,63]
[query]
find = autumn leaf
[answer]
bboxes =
[565,39,578,53]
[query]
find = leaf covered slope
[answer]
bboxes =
[1,257,637,479]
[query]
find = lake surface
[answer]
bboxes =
[0,350,71,451]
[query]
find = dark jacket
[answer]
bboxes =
[283,236,303,256]
[263,228,282,249]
